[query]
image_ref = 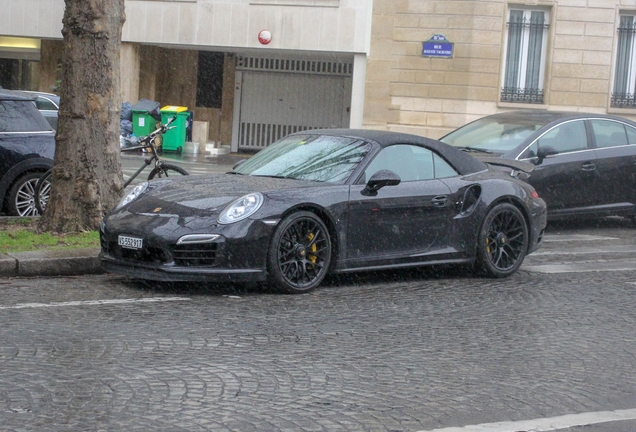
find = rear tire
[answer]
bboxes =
[147,163,188,180]
[474,203,528,278]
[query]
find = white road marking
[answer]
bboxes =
[0,297,191,310]
[532,249,636,256]
[417,408,636,432]
[543,234,618,242]
[522,264,636,273]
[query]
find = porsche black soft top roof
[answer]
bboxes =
[295,128,488,176]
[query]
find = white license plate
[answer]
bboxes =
[118,235,143,250]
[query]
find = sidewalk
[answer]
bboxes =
[0,152,246,278]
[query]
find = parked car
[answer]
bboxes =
[440,110,636,221]
[16,91,60,130]
[0,89,55,216]
[100,129,547,293]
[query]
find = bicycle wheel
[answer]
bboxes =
[34,168,53,214]
[147,163,189,180]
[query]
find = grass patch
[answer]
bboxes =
[0,218,100,253]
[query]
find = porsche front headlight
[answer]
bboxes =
[218,192,264,224]
[116,182,148,210]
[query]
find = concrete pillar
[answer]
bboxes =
[120,42,140,104]
[350,53,367,129]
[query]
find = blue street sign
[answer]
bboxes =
[422,34,454,58]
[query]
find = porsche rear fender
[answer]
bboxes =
[484,196,533,252]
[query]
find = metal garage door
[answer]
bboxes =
[233,56,352,151]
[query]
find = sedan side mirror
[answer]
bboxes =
[536,146,558,165]
[363,169,401,196]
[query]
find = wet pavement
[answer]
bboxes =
[0,218,635,431]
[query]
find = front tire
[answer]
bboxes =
[475,203,528,278]
[267,211,332,294]
[6,172,44,216]
[147,163,189,180]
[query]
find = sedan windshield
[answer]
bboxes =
[441,116,548,153]
[234,134,372,183]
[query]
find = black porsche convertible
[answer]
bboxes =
[99,129,547,293]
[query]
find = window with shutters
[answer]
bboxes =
[501,7,550,104]
[612,14,636,107]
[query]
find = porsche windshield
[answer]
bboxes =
[233,134,372,183]
[441,116,547,153]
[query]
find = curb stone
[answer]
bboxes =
[0,247,102,277]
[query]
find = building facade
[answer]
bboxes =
[3,0,636,147]
[1,0,372,151]
[365,0,636,138]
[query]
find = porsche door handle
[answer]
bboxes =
[431,196,448,207]
[581,161,596,171]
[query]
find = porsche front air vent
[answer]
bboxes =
[172,243,218,267]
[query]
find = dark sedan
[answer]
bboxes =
[100,129,547,293]
[0,89,55,216]
[440,110,636,221]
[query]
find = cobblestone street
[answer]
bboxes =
[1,219,636,431]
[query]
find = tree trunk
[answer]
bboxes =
[40,0,126,233]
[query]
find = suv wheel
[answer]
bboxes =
[7,172,42,217]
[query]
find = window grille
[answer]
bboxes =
[501,9,550,104]
[612,15,636,107]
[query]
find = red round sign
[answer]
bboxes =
[258,29,272,45]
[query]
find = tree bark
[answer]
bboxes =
[40,0,126,233]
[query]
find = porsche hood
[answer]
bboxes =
[121,173,322,216]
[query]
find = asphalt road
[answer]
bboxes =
[1,217,636,431]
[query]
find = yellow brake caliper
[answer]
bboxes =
[307,232,317,263]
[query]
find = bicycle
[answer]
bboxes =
[34,115,189,214]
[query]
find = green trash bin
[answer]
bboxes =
[131,98,161,137]
[160,105,189,153]
[132,110,157,137]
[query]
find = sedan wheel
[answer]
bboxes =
[268,211,331,294]
[7,172,43,217]
[475,203,528,278]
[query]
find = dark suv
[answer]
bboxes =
[0,89,55,216]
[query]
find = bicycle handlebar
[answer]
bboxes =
[145,115,177,139]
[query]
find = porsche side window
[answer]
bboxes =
[433,154,458,178]
[364,145,435,182]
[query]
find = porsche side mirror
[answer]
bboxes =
[536,146,558,165]
[363,169,401,195]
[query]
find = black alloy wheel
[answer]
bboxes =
[267,211,332,294]
[147,163,189,180]
[475,203,528,278]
